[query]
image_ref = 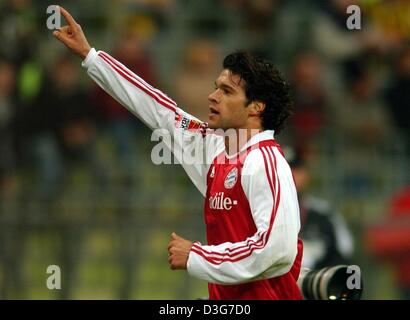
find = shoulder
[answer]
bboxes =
[242,148,265,175]
[240,148,274,198]
[243,141,287,168]
[241,144,284,180]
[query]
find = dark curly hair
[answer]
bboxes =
[223,51,293,134]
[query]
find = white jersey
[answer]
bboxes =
[82,49,302,295]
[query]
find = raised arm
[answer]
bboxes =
[52,6,224,195]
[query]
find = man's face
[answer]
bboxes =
[207,69,250,130]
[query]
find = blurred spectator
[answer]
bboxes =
[119,0,175,35]
[312,0,387,64]
[21,54,102,299]
[310,0,394,96]
[26,54,99,198]
[285,146,354,269]
[287,52,328,149]
[0,0,38,65]
[385,45,410,149]
[361,0,409,48]
[330,58,393,196]
[174,39,220,122]
[366,186,410,299]
[0,59,17,199]
[336,58,392,144]
[239,0,282,58]
[0,57,23,299]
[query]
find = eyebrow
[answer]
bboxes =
[215,81,236,92]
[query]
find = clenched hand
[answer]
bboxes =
[52,6,91,60]
[168,232,193,270]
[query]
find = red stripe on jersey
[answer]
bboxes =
[264,146,281,232]
[192,147,279,261]
[191,246,255,263]
[191,230,266,260]
[192,147,275,260]
[192,146,281,264]
[261,146,277,200]
[98,53,176,113]
[99,52,176,107]
[192,230,265,257]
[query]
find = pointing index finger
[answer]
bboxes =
[59,6,77,28]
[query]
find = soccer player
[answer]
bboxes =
[52,6,303,299]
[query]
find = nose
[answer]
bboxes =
[208,89,219,104]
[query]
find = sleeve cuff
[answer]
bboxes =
[187,241,201,276]
[81,48,98,69]
[187,251,198,278]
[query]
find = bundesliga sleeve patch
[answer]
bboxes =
[175,113,207,135]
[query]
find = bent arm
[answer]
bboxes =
[187,148,301,284]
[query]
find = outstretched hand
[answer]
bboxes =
[167,232,193,270]
[52,6,91,60]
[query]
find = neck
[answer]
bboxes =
[224,128,262,156]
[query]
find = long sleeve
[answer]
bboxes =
[82,48,224,195]
[187,147,301,284]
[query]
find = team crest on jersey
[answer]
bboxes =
[224,167,238,189]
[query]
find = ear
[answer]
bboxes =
[248,101,266,117]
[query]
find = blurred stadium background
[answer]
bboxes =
[0,0,409,299]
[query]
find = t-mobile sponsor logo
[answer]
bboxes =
[209,192,238,211]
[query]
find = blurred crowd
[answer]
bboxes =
[0,0,409,299]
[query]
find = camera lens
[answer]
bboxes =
[298,265,363,300]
